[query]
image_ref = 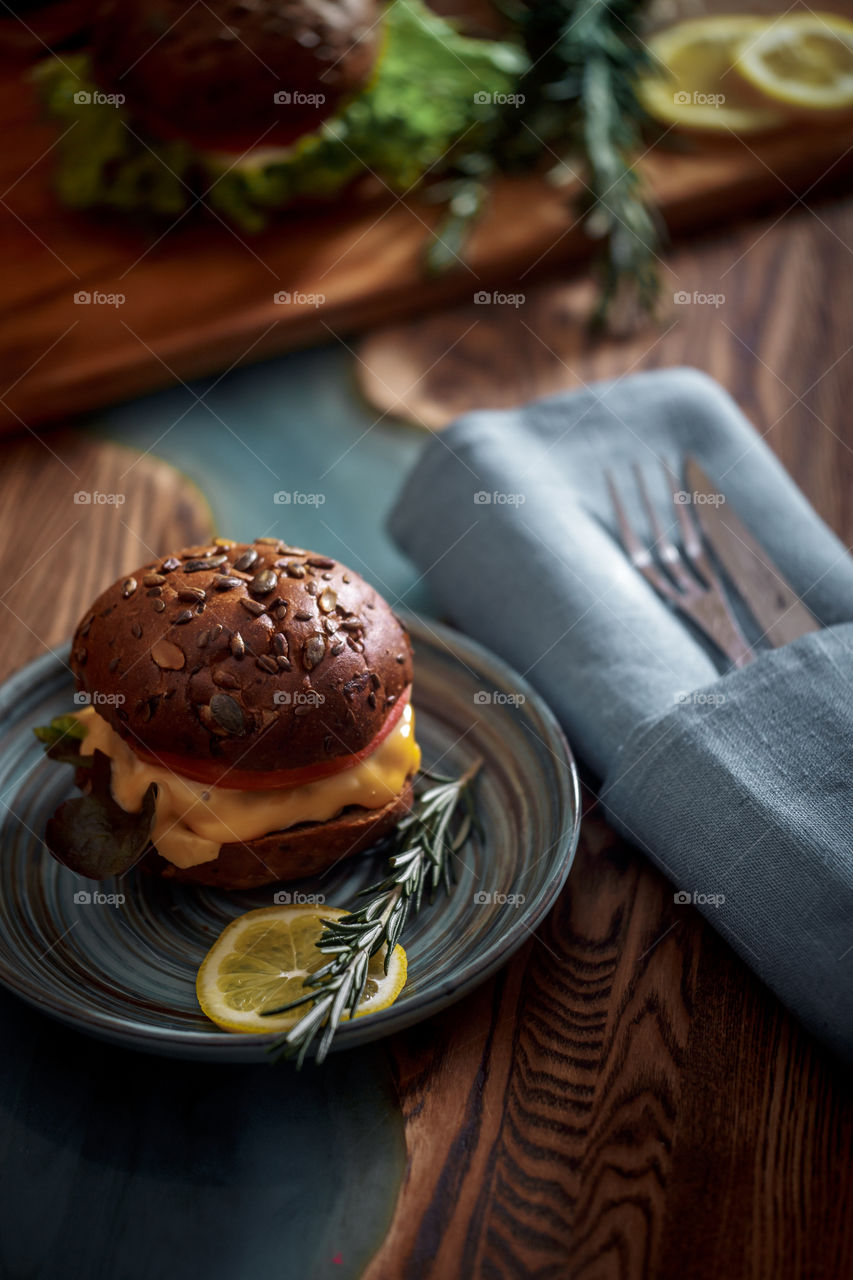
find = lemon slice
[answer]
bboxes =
[638,16,788,134]
[196,904,408,1034]
[735,13,853,116]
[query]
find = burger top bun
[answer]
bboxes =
[70,538,413,774]
[92,0,382,151]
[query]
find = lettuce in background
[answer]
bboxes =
[33,0,526,231]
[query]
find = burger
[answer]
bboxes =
[38,538,420,890]
[90,0,383,153]
[32,0,524,230]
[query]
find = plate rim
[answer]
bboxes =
[0,614,581,1057]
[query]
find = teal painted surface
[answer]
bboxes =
[89,343,434,613]
[0,987,406,1280]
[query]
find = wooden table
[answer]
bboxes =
[1,196,852,1279]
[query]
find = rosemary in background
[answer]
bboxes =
[264,760,483,1066]
[428,0,660,323]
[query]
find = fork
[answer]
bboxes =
[606,461,754,669]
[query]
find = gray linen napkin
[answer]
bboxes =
[388,368,853,1060]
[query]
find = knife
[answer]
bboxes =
[684,457,819,646]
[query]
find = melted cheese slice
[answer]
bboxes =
[75,705,420,870]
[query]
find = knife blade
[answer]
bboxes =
[684,457,819,646]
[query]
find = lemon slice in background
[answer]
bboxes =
[196,905,408,1034]
[639,16,789,134]
[735,13,853,116]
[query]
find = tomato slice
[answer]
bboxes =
[130,687,410,790]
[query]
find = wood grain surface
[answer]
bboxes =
[356,194,853,439]
[359,192,853,1280]
[2,3,853,429]
[0,432,213,681]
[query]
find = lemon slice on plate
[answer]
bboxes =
[735,12,853,117]
[196,904,408,1034]
[638,16,788,134]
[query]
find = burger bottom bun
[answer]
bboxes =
[139,777,415,890]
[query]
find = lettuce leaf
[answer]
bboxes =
[44,749,156,879]
[33,713,92,767]
[32,0,526,230]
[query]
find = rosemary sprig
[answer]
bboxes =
[427,0,660,323]
[547,0,661,323]
[263,759,483,1067]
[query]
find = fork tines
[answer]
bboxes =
[606,461,754,668]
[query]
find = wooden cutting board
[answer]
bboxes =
[2,9,853,431]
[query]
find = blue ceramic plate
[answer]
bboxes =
[0,616,579,1060]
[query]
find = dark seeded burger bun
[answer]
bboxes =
[70,538,413,776]
[92,0,382,151]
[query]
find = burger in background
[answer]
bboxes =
[32,0,526,229]
[91,0,383,152]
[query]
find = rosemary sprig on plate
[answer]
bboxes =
[264,759,483,1067]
